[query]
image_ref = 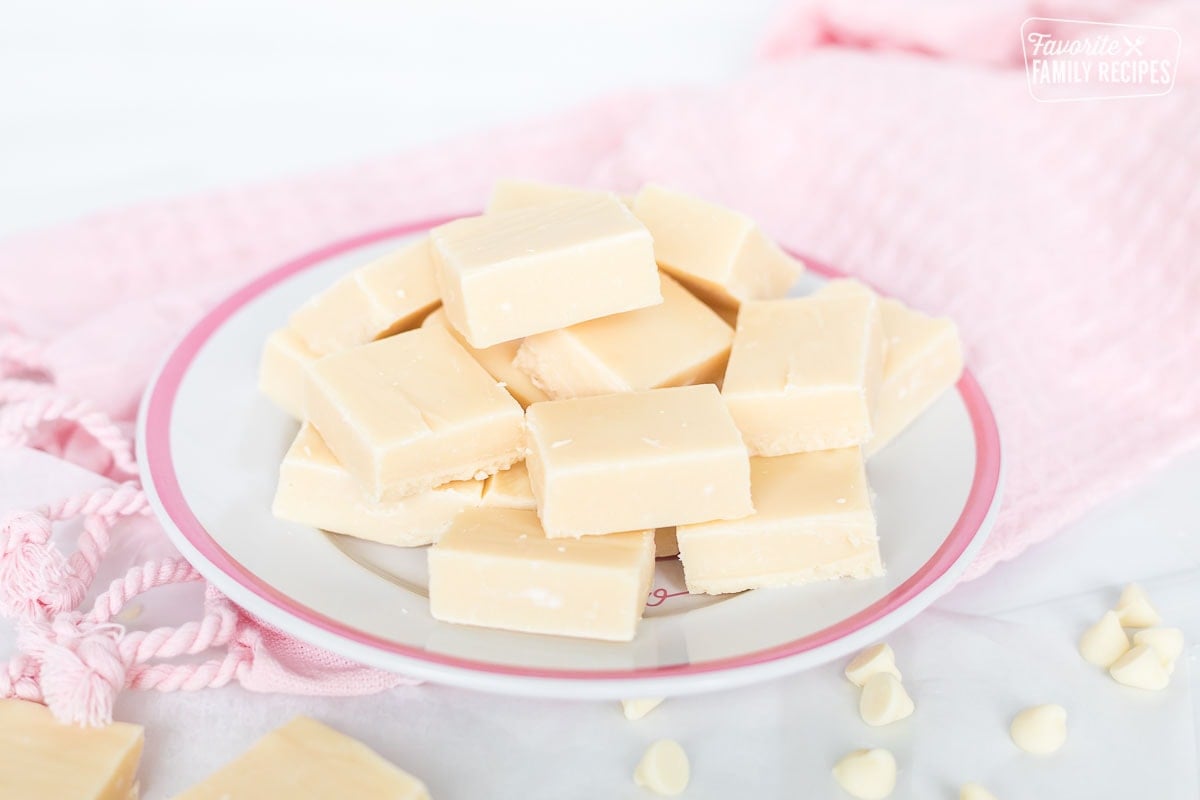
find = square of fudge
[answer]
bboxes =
[722,283,885,455]
[258,327,319,419]
[677,447,882,595]
[429,195,661,348]
[869,297,964,456]
[428,507,655,641]
[273,423,483,547]
[289,238,441,355]
[632,184,803,312]
[176,716,429,800]
[513,272,734,399]
[0,699,143,800]
[422,308,548,407]
[525,384,753,537]
[305,325,525,500]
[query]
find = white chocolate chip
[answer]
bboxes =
[620,698,663,720]
[1132,627,1184,670]
[858,673,914,727]
[1078,610,1130,667]
[1113,583,1161,628]
[1010,705,1067,755]
[845,643,902,687]
[633,739,689,796]
[960,783,998,800]
[1109,644,1170,690]
[831,748,897,799]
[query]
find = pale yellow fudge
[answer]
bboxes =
[421,308,548,407]
[632,184,803,312]
[175,716,429,800]
[273,423,483,547]
[676,448,881,595]
[513,273,734,400]
[486,179,619,213]
[430,196,661,348]
[525,385,754,537]
[305,325,525,500]
[0,698,143,800]
[289,238,441,355]
[258,328,319,419]
[722,286,885,455]
[480,460,537,510]
[428,507,655,641]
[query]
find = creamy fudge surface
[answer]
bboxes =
[429,507,655,641]
[525,385,754,537]
[175,716,430,800]
[868,296,963,455]
[722,284,885,455]
[677,447,881,595]
[816,280,964,456]
[514,272,733,400]
[422,307,548,407]
[273,423,484,547]
[0,698,144,800]
[289,238,440,355]
[258,327,318,419]
[632,183,802,311]
[481,460,538,510]
[431,195,661,348]
[305,325,525,499]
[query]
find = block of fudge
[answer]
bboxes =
[0,698,143,800]
[480,460,537,511]
[258,327,319,419]
[525,385,753,537]
[428,507,655,641]
[486,179,619,214]
[513,273,734,400]
[429,196,661,348]
[722,284,885,455]
[421,308,548,407]
[305,325,525,500]
[677,447,882,594]
[176,716,429,800]
[632,184,803,313]
[273,423,483,547]
[289,238,441,355]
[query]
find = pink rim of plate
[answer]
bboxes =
[142,215,1002,682]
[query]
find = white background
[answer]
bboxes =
[3,2,1199,798]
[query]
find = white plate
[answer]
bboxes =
[138,217,1003,699]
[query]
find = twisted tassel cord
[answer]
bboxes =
[0,329,255,725]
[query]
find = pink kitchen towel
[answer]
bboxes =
[1,0,1198,720]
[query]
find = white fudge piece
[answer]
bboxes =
[430,196,661,348]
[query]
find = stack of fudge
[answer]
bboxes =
[260,181,963,643]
